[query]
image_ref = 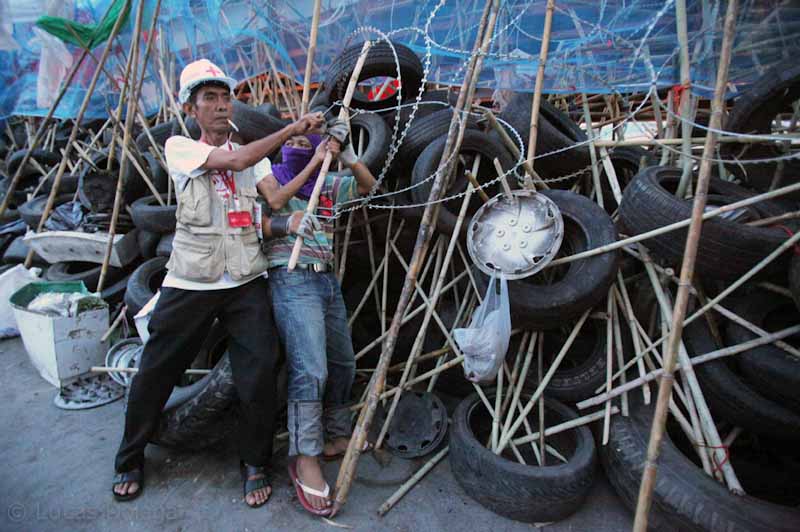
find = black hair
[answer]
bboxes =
[188,80,231,105]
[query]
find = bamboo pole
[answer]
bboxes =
[602,296,614,444]
[103,25,138,173]
[581,89,605,209]
[377,445,450,516]
[611,294,629,416]
[615,277,650,404]
[23,2,131,268]
[481,110,546,188]
[92,366,211,376]
[592,135,783,148]
[512,406,620,447]
[523,0,556,188]
[333,0,500,514]
[96,0,147,292]
[300,0,321,115]
[633,0,740,519]
[675,0,696,198]
[265,50,298,121]
[536,334,546,463]
[287,41,372,271]
[500,332,536,442]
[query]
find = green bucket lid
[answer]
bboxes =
[9,281,106,313]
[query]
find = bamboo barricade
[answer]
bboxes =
[286,41,372,271]
[332,0,502,515]
[633,0,740,528]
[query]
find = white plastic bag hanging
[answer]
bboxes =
[453,272,512,383]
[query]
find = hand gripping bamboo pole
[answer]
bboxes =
[23,2,131,268]
[286,41,372,271]
[333,0,501,514]
[300,0,321,115]
[633,1,740,528]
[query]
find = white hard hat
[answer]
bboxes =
[178,59,237,104]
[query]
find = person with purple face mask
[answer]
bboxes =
[257,120,376,517]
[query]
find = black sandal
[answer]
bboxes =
[241,462,272,509]
[112,468,144,502]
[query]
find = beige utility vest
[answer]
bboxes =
[166,163,269,282]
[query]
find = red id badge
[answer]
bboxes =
[228,210,253,227]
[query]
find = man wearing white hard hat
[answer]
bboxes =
[111,59,325,508]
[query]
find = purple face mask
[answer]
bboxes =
[271,134,322,199]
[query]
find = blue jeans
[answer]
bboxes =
[269,268,356,456]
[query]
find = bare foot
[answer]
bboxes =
[113,481,140,497]
[295,455,331,511]
[244,468,272,507]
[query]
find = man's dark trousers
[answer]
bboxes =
[115,276,277,472]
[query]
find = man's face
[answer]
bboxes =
[183,84,232,135]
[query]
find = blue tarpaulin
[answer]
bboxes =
[1,0,799,120]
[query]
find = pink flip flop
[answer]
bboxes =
[288,461,333,517]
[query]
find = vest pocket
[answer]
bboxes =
[167,233,222,282]
[177,185,212,227]
[231,230,267,280]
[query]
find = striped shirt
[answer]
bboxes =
[264,174,359,267]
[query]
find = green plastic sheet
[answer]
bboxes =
[35,0,131,49]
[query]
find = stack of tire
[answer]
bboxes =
[599,59,800,530]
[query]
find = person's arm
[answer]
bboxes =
[329,138,376,195]
[262,211,303,238]
[350,160,377,196]
[203,112,324,172]
[256,140,329,211]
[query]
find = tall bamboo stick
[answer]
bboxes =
[675,0,695,198]
[23,2,131,268]
[633,2,740,526]
[300,0,321,115]
[333,0,501,514]
[523,0,556,188]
